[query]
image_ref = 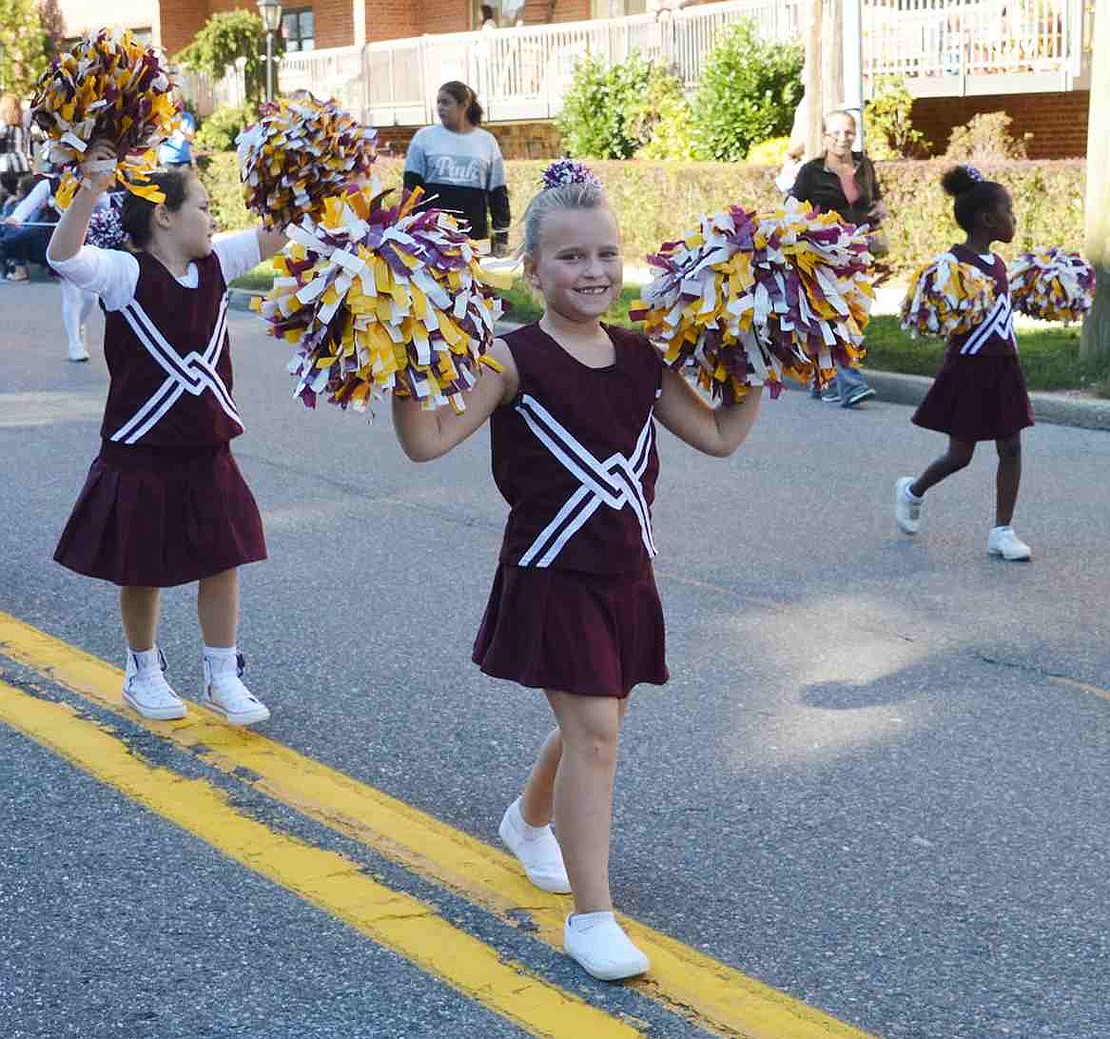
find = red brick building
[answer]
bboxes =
[54,0,637,57]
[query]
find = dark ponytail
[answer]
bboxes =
[439,80,483,126]
[941,164,1006,235]
[120,167,194,249]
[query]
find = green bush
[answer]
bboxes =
[194,103,259,154]
[692,21,803,162]
[865,76,930,160]
[945,111,1029,161]
[745,137,793,166]
[198,154,1085,278]
[557,51,687,160]
[630,71,696,161]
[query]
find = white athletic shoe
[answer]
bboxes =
[122,648,186,721]
[498,797,572,894]
[564,912,650,981]
[894,477,922,535]
[201,653,270,726]
[67,338,90,363]
[988,526,1031,561]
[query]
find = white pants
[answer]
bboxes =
[62,279,97,351]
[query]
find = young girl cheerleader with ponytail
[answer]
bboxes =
[391,162,762,981]
[48,141,288,723]
[895,165,1035,561]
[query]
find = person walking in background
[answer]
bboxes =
[895,166,1033,561]
[403,81,511,256]
[0,93,32,201]
[789,109,885,408]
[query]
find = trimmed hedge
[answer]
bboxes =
[197,153,1086,275]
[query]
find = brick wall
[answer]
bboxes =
[376,118,561,158]
[911,90,1090,160]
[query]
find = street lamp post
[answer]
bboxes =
[256,0,283,102]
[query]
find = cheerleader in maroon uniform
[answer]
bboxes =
[48,141,288,725]
[391,163,762,981]
[895,165,1035,561]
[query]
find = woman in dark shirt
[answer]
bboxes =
[0,93,32,200]
[790,109,885,408]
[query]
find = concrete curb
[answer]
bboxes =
[866,369,1110,432]
[228,290,1110,433]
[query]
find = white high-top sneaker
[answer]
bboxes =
[201,652,270,726]
[122,648,186,721]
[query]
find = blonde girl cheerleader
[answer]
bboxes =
[391,162,762,981]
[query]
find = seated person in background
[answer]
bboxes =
[0,172,57,281]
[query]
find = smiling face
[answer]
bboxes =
[823,113,857,161]
[157,175,216,260]
[525,206,623,323]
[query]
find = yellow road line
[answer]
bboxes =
[0,612,874,1039]
[0,679,643,1039]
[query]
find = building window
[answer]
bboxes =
[282,8,315,51]
[590,0,646,15]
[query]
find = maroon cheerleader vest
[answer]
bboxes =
[490,323,663,574]
[947,244,1018,359]
[99,251,242,447]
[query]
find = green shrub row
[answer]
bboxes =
[197,154,1086,276]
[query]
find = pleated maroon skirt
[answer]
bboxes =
[54,441,267,587]
[472,561,669,698]
[912,353,1034,442]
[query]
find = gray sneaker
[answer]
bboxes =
[842,385,876,408]
[895,477,922,535]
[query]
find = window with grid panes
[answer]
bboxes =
[282,8,315,51]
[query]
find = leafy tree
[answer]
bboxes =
[558,51,665,160]
[175,10,282,104]
[193,102,258,152]
[864,76,929,159]
[692,21,803,162]
[0,0,50,97]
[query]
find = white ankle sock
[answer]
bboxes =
[130,647,160,672]
[905,485,923,503]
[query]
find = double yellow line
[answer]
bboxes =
[0,611,873,1039]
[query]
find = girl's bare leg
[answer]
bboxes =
[911,436,976,498]
[545,691,628,914]
[994,434,1022,526]
[197,567,239,647]
[119,587,161,651]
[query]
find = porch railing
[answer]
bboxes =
[196,0,802,123]
[861,0,1092,95]
[186,0,1093,121]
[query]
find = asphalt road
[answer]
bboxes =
[2,280,1108,1039]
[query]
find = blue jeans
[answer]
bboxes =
[810,362,870,399]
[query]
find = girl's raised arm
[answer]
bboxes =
[654,367,761,458]
[392,337,518,462]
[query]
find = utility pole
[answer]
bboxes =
[1081,0,1109,359]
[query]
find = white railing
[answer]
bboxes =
[276,0,800,125]
[185,0,1093,120]
[862,0,1092,96]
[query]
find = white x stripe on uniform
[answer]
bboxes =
[111,294,242,444]
[960,292,1015,355]
[515,393,657,568]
